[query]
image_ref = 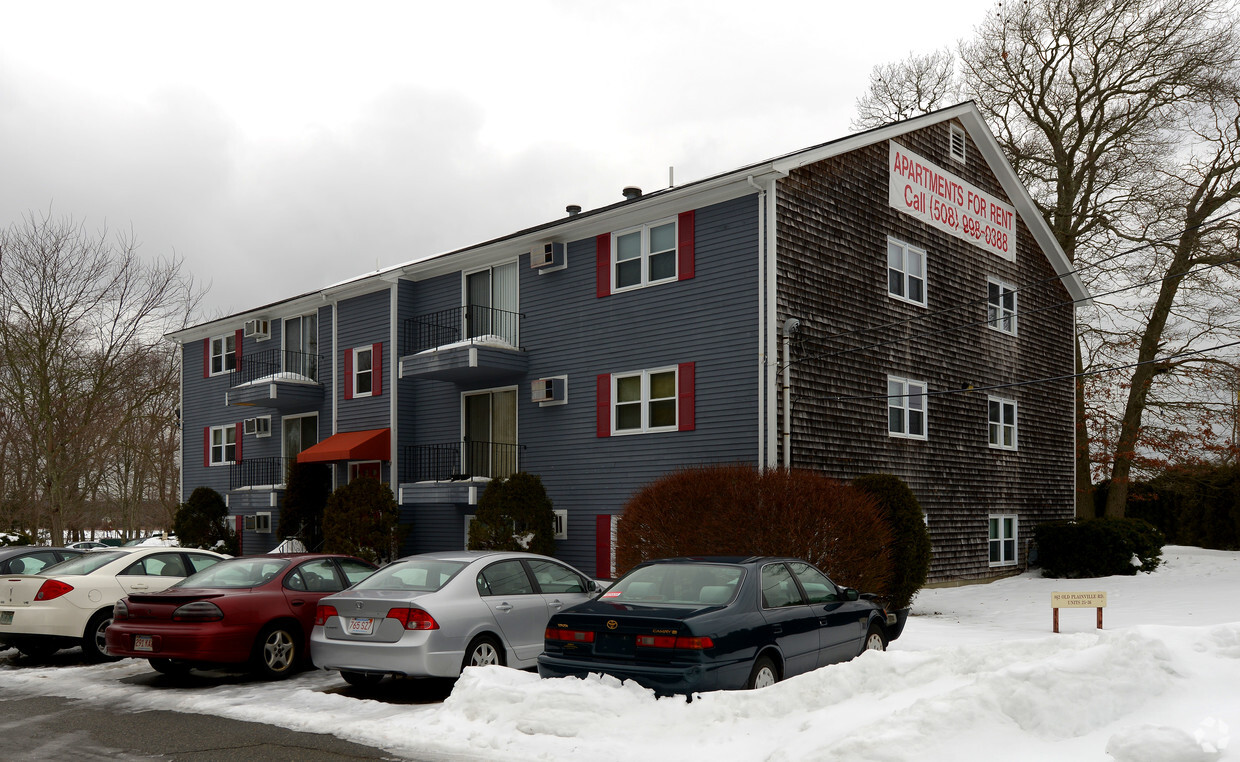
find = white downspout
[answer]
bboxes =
[766,180,779,468]
[746,176,766,468]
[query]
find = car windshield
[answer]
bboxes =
[173,558,291,588]
[41,551,128,576]
[602,563,744,606]
[352,559,466,592]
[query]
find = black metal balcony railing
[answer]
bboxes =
[230,456,293,491]
[401,306,523,356]
[402,441,521,482]
[231,348,319,387]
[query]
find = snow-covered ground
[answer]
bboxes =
[1,546,1236,761]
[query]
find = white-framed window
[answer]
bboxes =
[887,376,927,440]
[950,123,967,164]
[353,346,373,397]
[887,238,927,307]
[614,367,678,434]
[209,334,236,376]
[348,461,382,482]
[553,509,568,541]
[988,397,1017,450]
[210,424,237,465]
[988,279,1017,335]
[613,217,677,291]
[989,514,1018,566]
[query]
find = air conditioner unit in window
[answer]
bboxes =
[244,417,271,437]
[244,318,270,339]
[531,376,566,404]
[254,512,272,533]
[530,241,565,269]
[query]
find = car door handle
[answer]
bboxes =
[130,584,149,590]
[494,602,513,613]
[548,599,563,610]
[772,625,783,635]
[290,599,305,607]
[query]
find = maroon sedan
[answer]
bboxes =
[105,554,376,679]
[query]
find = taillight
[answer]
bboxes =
[385,607,438,630]
[172,601,223,622]
[113,599,129,621]
[34,580,73,601]
[545,627,595,643]
[314,604,338,627]
[635,634,714,650]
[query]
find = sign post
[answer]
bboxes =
[1051,591,1107,633]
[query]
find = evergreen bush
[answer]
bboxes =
[322,477,403,564]
[1035,517,1164,578]
[852,473,932,610]
[173,486,239,555]
[468,472,556,555]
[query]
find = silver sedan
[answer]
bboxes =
[310,550,599,687]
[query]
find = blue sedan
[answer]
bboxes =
[537,556,901,694]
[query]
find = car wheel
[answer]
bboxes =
[862,622,887,654]
[82,610,119,663]
[460,634,505,673]
[747,655,779,690]
[252,624,299,679]
[148,658,192,676]
[340,670,385,688]
[17,642,59,660]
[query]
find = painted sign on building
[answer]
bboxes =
[889,141,1016,261]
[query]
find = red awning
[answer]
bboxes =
[296,428,390,463]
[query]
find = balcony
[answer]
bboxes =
[230,456,292,491]
[400,306,527,384]
[227,348,323,412]
[402,440,521,482]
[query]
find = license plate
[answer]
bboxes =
[349,617,374,635]
[134,635,153,652]
[0,611,11,626]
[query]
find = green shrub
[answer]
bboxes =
[173,487,239,555]
[852,473,932,610]
[0,530,32,547]
[279,461,331,551]
[468,472,556,555]
[322,477,404,564]
[1035,518,1164,578]
[1114,465,1240,551]
[616,465,893,595]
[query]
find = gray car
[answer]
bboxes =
[310,550,599,687]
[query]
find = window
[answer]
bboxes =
[888,376,927,440]
[788,561,839,604]
[477,560,535,596]
[209,424,237,465]
[988,397,1018,450]
[463,388,517,479]
[988,279,1017,334]
[887,238,926,306]
[615,367,678,434]
[989,515,1018,566]
[465,262,519,345]
[614,218,677,291]
[209,334,236,375]
[354,346,373,397]
[552,509,568,540]
[760,563,804,609]
[283,313,318,380]
[244,416,271,438]
[950,123,967,164]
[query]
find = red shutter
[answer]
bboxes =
[678,362,695,431]
[203,427,210,467]
[203,338,210,378]
[343,348,354,400]
[234,329,244,372]
[677,210,695,281]
[372,342,382,397]
[596,234,611,298]
[596,374,611,437]
[595,514,613,579]
[235,423,243,462]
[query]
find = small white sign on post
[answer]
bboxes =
[1052,591,1107,632]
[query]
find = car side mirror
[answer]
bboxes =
[842,588,860,602]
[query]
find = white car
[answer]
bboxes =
[0,546,228,661]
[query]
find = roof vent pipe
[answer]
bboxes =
[566,204,582,216]
[622,186,642,201]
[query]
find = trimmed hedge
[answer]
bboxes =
[1099,466,1240,551]
[852,473,931,610]
[1034,518,1164,578]
[173,486,239,555]
[468,472,556,555]
[322,477,403,564]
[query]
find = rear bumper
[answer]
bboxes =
[309,627,461,678]
[537,653,749,694]
[105,623,255,665]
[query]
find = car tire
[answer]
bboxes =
[17,642,59,660]
[252,624,299,679]
[460,634,505,674]
[862,622,887,654]
[81,610,119,663]
[148,658,192,676]
[746,654,779,690]
[340,670,384,688]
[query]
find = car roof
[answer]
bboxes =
[396,550,543,563]
[636,556,802,566]
[0,546,83,559]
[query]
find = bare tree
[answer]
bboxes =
[853,49,959,131]
[0,211,201,545]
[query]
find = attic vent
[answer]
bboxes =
[566,204,582,216]
[950,123,967,164]
[622,186,642,201]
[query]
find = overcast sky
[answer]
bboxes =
[1,1,980,319]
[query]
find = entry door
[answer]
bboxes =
[463,390,516,479]
[283,414,319,478]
